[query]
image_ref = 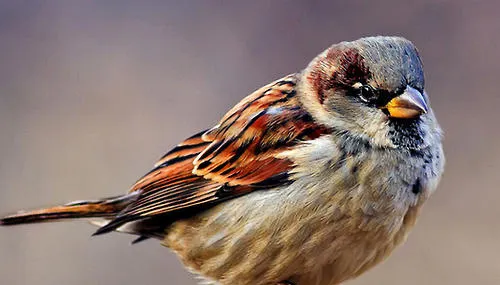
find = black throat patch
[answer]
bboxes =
[387,118,425,150]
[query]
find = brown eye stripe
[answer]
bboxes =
[308,47,372,105]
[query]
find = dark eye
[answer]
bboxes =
[358,85,377,103]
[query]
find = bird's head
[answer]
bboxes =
[300,36,441,150]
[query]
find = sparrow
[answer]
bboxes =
[1,36,444,285]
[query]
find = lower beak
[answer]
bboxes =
[382,86,428,119]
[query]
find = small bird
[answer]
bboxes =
[1,36,444,285]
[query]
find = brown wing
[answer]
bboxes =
[193,76,326,186]
[94,74,329,235]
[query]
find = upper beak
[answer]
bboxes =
[381,86,428,119]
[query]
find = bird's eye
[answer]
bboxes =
[358,85,377,103]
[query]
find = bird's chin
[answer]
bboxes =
[387,117,426,150]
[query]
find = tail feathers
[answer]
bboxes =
[0,193,138,226]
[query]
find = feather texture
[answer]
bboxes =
[93,74,329,235]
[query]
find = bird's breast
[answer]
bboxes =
[163,136,442,285]
[163,179,422,285]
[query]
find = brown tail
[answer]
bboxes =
[0,193,138,226]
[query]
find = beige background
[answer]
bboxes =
[0,1,499,285]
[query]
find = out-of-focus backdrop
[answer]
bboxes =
[0,1,498,285]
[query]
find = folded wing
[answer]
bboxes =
[94,74,329,235]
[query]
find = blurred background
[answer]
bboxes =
[0,1,499,285]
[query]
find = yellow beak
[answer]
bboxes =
[382,86,428,119]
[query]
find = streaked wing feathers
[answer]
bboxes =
[194,75,325,185]
[95,74,329,234]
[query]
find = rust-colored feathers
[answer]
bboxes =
[0,194,138,226]
[1,74,329,237]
